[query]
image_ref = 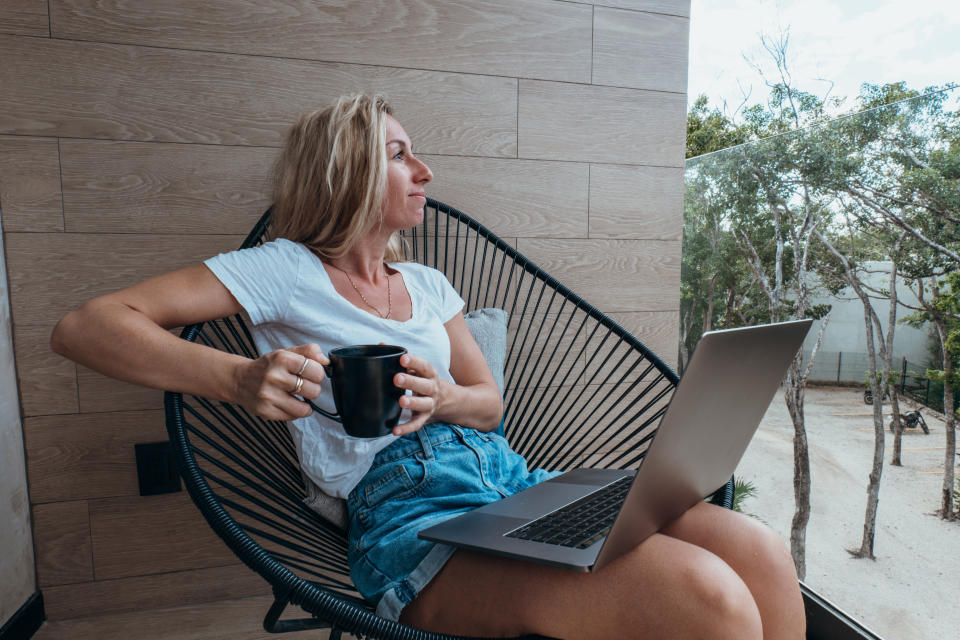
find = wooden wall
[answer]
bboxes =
[0,0,690,622]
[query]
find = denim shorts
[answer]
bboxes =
[346,422,559,621]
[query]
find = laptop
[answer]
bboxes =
[418,319,812,572]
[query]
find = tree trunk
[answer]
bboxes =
[935,319,956,519]
[703,273,718,334]
[678,303,694,374]
[813,228,888,560]
[890,388,903,466]
[784,356,810,579]
[851,301,886,559]
[942,379,956,519]
[885,254,903,467]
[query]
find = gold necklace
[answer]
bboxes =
[328,262,392,319]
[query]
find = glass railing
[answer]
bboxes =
[684,85,959,640]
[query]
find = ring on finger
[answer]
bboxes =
[292,375,304,395]
[296,356,309,376]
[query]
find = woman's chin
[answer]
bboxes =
[408,208,425,228]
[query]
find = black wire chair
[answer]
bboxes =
[164,198,735,639]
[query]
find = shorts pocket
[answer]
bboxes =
[350,456,432,555]
[360,455,430,510]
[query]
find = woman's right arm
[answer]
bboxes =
[50,263,326,421]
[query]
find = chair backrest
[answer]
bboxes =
[165,198,679,622]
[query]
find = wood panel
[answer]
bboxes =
[77,368,163,413]
[506,313,587,389]
[515,238,681,312]
[32,501,93,587]
[33,594,325,640]
[576,309,679,383]
[573,382,668,464]
[588,163,683,240]
[4,233,241,325]
[41,564,269,621]
[577,1,689,17]
[401,235,519,310]
[422,155,589,238]
[0,136,63,232]
[23,410,167,504]
[16,321,173,417]
[0,0,49,36]
[89,493,239,580]
[511,381,667,470]
[60,139,273,234]
[50,0,592,84]
[58,143,589,238]
[593,7,689,93]
[504,382,583,466]
[606,310,680,369]
[518,80,686,166]
[13,324,78,417]
[0,35,517,156]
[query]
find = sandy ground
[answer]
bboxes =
[736,386,958,639]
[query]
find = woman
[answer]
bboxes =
[51,94,805,639]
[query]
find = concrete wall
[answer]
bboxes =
[0,0,691,621]
[0,209,36,629]
[803,260,934,382]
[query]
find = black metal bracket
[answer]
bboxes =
[134,441,182,496]
[263,591,340,638]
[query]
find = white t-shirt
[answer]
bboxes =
[204,238,465,498]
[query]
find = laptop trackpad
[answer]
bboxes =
[480,478,608,518]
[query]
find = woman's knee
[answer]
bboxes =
[750,521,801,585]
[681,555,763,640]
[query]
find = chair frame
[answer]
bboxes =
[165,198,733,639]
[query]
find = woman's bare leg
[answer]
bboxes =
[661,501,806,640]
[401,531,762,639]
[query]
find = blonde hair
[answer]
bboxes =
[270,94,406,261]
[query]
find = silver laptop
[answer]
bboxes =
[418,319,812,572]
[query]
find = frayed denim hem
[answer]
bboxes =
[375,543,457,621]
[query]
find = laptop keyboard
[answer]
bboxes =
[504,475,632,549]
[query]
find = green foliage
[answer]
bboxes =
[864,370,901,391]
[684,81,960,373]
[904,271,960,397]
[682,83,842,360]
[686,95,750,159]
[732,478,759,515]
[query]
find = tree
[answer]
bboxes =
[837,83,960,518]
[681,98,752,370]
[813,223,907,557]
[686,94,750,159]
[679,170,758,371]
[685,33,836,578]
[902,271,960,519]
[686,35,959,565]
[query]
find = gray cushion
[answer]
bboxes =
[300,307,509,528]
[463,307,508,394]
[301,472,348,528]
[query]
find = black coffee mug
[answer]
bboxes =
[308,344,407,438]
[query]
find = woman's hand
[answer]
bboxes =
[234,343,329,421]
[392,353,447,435]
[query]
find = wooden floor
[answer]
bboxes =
[32,595,353,640]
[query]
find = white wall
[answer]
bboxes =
[803,260,934,380]
[0,210,36,625]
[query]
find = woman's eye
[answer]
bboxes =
[393,150,405,160]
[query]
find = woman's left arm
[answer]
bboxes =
[391,312,503,435]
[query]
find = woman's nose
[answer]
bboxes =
[415,157,433,183]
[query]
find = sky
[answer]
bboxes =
[687,0,960,115]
